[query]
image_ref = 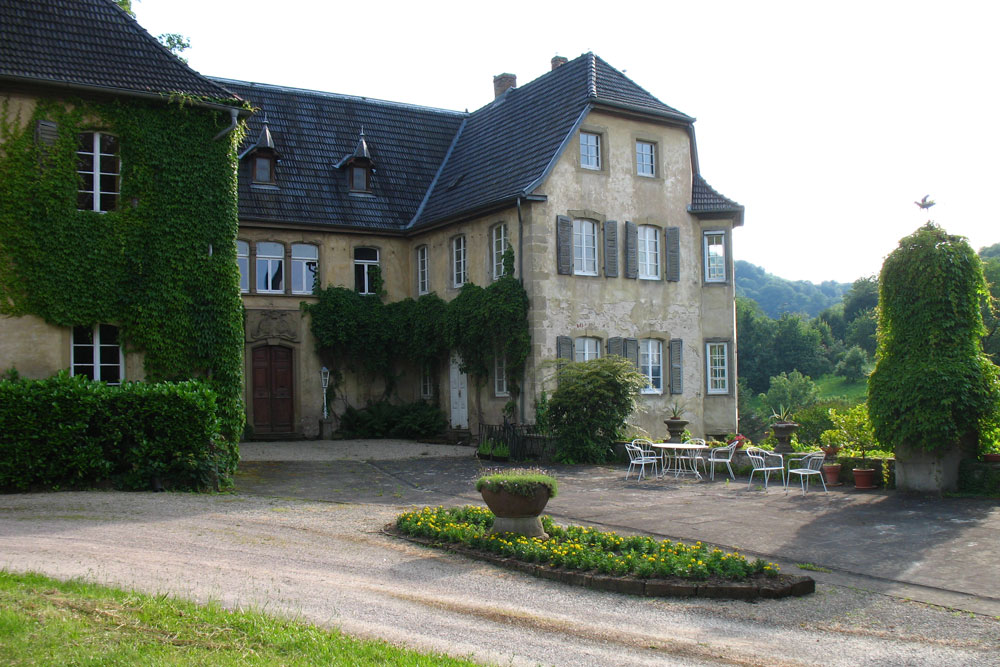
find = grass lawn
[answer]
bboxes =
[0,570,477,666]
[813,373,868,403]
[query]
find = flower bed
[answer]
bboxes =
[396,506,778,580]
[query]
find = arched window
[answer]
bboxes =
[77,132,119,212]
[291,243,318,294]
[256,242,285,293]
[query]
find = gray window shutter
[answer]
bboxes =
[669,338,683,394]
[556,335,573,360]
[666,227,680,282]
[556,216,573,275]
[607,336,624,358]
[624,337,639,368]
[624,221,638,279]
[35,120,58,146]
[603,220,618,277]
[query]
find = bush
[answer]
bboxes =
[548,356,648,463]
[337,400,446,439]
[0,372,231,491]
[792,399,853,446]
[835,345,869,383]
[820,404,878,467]
[758,371,819,415]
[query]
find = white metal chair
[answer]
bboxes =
[625,440,660,481]
[786,451,828,495]
[745,446,785,490]
[705,440,738,480]
[675,438,706,477]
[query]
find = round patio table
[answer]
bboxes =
[651,442,710,480]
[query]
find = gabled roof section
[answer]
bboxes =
[414,53,694,228]
[215,78,465,230]
[0,0,239,103]
[690,174,745,226]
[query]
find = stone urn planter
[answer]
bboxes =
[477,469,557,539]
[771,422,799,455]
[663,419,689,443]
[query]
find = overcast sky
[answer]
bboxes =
[135,0,999,285]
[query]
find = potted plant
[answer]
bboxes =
[818,435,843,486]
[769,405,799,455]
[476,468,558,539]
[476,439,493,461]
[491,441,510,462]
[663,400,689,443]
[823,405,878,489]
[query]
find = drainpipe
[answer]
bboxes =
[213,108,239,141]
[516,196,527,425]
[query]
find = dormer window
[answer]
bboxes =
[243,120,279,186]
[253,155,275,184]
[340,129,374,194]
[350,164,370,192]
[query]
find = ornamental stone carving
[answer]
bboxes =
[246,309,300,344]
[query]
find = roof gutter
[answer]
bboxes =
[0,75,247,114]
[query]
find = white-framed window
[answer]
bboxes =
[707,342,729,394]
[256,241,285,293]
[575,337,601,362]
[494,354,508,397]
[572,219,598,275]
[77,131,119,212]
[636,140,655,177]
[416,245,429,295]
[291,243,318,294]
[236,240,250,293]
[354,247,379,295]
[704,231,727,282]
[640,338,663,394]
[71,324,123,384]
[452,235,467,287]
[638,225,660,279]
[492,223,509,280]
[421,364,433,399]
[580,131,601,170]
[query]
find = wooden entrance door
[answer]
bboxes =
[252,346,293,433]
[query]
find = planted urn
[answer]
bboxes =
[476,468,557,539]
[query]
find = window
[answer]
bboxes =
[354,247,379,294]
[253,155,275,184]
[256,242,284,293]
[452,236,466,287]
[421,364,434,399]
[350,165,370,192]
[494,354,508,397]
[640,339,663,394]
[636,140,655,177]
[580,131,601,170]
[291,244,318,294]
[704,231,727,282]
[416,245,429,295]
[707,342,729,394]
[72,324,122,384]
[575,337,601,362]
[236,240,250,292]
[492,223,509,280]
[573,219,598,275]
[77,132,119,212]
[638,225,660,279]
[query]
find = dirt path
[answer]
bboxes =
[2,491,998,666]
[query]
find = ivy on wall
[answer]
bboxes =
[0,96,247,454]
[305,249,529,408]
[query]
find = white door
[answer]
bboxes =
[449,353,469,429]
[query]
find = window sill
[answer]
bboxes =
[639,275,661,281]
[251,183,279,191]
[641,389,663,395]
[572,271,599,277]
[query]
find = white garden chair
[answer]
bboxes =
[705,440,738,480]
[625,440,660,481]
[745,446,785,490]
[676,438,707,476]
[786,451,828,495]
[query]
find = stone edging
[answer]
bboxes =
[385,526,814,600]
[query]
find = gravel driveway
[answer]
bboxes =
[2,446,999,665]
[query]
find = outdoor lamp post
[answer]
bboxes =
[320,366,330,420]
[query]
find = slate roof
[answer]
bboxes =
[690,174,745,225]
[0,0,238,103]
[217,79,464,230]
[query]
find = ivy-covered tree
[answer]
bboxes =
[868,223,1000,465]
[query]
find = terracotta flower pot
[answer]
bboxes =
[821,463,842,486]
[853,468,877,490]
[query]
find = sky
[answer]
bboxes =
[134,0,1000,285]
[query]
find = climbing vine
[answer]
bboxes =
[304,248,529,405]
[0,96,247,455]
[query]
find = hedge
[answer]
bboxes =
[0,372,235,491]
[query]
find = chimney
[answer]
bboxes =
[493,73,516,99]
[551,55,568,70]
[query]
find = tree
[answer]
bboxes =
[772,313,830,379]
[980,256,1000,363]
[835,345,869,383]
[735,296,777,393]
[758,370,819,415]
[844,308,877,356]
[113,1,191,61]
[868,223,1000,490]
[842,276,879,323]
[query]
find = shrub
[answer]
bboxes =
[793,399,853,445]
[835,345,869,383]
[547,356,648,463]
[820,404,878,467]
[337,400,446,439]
[0,372,230,491]
[758,370,819,415]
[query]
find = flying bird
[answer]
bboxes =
[915,195,936,210]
